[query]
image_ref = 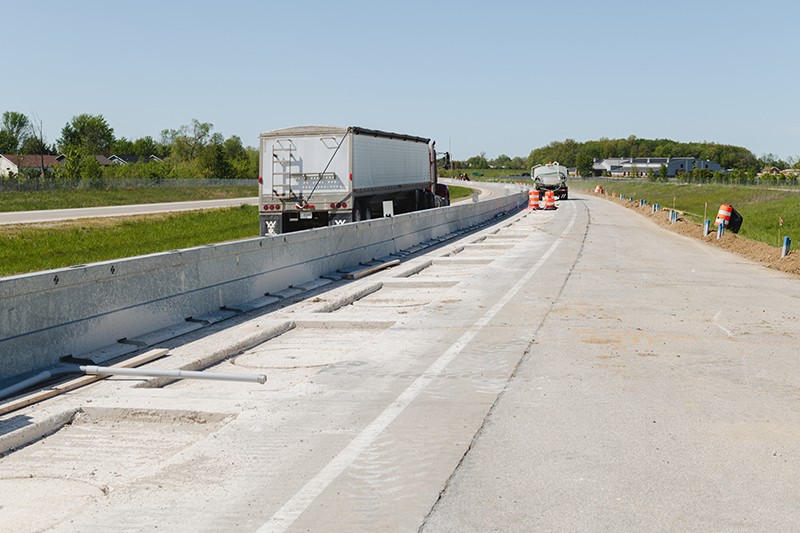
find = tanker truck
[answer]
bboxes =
[258,126,449,235]
[532,162,569,200]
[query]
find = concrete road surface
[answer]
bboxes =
[1,193,799,532]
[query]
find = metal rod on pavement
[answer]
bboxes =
[80,365,267,384]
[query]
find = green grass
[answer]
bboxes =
[448,185,474,200]
[0,188,476,276]
[573,180,800,247]
[0,186,258,212]
[0,205,259,276]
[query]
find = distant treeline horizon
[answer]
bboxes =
[458,136,798,175]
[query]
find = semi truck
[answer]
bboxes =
[532,162,569,200]
[258,126,449,235]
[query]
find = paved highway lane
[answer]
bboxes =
[423,195,800,531]
[0,197,259,225]
[3,192,799,531]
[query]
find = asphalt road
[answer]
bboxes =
[2,192,799,532]
[0,197,260,225]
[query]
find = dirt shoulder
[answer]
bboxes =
[596,193,800,277]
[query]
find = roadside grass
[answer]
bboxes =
[448,185,473,200]
[0,186,258,212]
[0,188,475,276]
[572,180,800,247]
[0,205,258,276]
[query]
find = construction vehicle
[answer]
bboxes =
[258,126,449,235]
[532,162,569,200]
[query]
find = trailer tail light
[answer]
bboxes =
[264,204,281,211]
[349,173,353,181]
[258,176,263,184]
[308,205,315,210]
[330,203,336,209]
[341,202,347,208]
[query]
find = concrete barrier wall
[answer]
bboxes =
[0,192,525,383]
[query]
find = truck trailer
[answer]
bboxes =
[532,162,569,200]
[258,126,449,235]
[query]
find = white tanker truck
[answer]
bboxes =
[532,162,569,200]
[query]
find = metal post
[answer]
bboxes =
[782,236,791,258]
[703,220,710,236]
[717,222,724,240]
[80,365,267,384]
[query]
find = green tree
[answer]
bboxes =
[1,111,31,151]
[510,156,526,169]
[161,119,214,161]
[492,154,512,168]
[466,152,489,168]
[58,114,115,155]
[0,130,16,153]
[576,153,594,177]
[19,136,55,155]
[199,142,233,178]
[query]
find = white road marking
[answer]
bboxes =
[713,310,733,336]
[258,204,578,533]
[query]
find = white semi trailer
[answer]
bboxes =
[258,126,449,235]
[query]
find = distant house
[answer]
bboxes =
[758,166,781,175]
[53,154,115,167]
[0,154,62,177]
[108,154,164,165]
[1,153,117,177]
[591,157,721,177]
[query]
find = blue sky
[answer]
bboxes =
[3,0,799,161]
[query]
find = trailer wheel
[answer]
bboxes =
[364,206,372,220]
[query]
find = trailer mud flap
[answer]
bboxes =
[260,214,283,235]
[329,213,352,227]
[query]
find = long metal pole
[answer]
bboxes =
[80,366,267,384]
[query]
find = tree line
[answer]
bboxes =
[0,111,257,182]
[455,135,799,178]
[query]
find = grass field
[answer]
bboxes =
[0,184,478,276]
[571,180,800,247]
[448,185,473,201]
[0,205,259,276]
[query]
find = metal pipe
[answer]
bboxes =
[0,370,57,401]
[80,365,267,384]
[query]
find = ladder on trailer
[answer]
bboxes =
[271,139,297,195]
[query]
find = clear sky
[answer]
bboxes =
[3,0,798,161]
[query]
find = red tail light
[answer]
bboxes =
[330,203,336,209]
[341,202,347,208]
[258,176,263,184]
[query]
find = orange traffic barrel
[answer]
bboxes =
[544,190,556,210]
[528,190,541,209]
[715,204,743,233]
[714,204,732,227]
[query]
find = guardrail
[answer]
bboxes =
[0,190,526,385]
